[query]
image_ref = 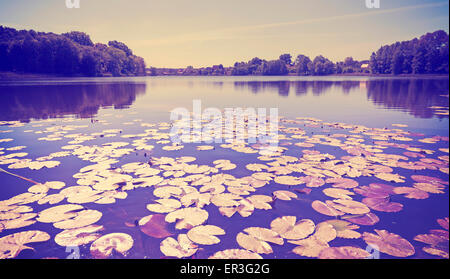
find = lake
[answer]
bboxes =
[0,76,449,259]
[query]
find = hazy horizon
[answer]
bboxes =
[0,0,449,68]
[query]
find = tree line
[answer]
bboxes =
[153,30,448,76]
[0,26,146,77]
[0,26,448,77]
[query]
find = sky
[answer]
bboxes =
[0,0,448,68]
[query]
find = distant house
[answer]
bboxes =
[361,63,369,69]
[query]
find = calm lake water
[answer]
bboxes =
[0,76,448,259]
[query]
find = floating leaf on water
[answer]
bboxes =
[147,198,182,213]
[344,213,380,226]
[165,207,209,230]
[197,145,214,151]
[270,216,315,240]
[208,249,262,259]
[392,187,429,199]
[0,213,37,230]
[411,175,448,185]
[53,209,103,230]
[236,232,273,254]
[273,190,297,201]
[0,230,50,259]
[413,183,445,194]
[422,246,449,259]
[160,234,198,258]
[438,217,449,230]
[138,214,172,239]
[153,186,183,199]
[290,223,337,258]
[318,246,370,259]
[329,199,370,215]
[211,193,242,207]
[325,220,361,239]
[187,225,225,245]
[311,200,344,217]
[326,177,359,189]
[246,164,269,172]
[54,225,103,247]
[246,195,273,210]
[274,175,303,186]
[375,173,405,183]
[301,176,325,188]
[90,233,134,259]
[243,227,284,245]
[362,229,415,258]
[323,188,354,200]
[362,197,403,213]
[37,204,83,223]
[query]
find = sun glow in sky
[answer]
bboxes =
[0,0,448,68]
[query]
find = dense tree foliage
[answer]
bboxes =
[369,30,449,75]
[0,26,146,76]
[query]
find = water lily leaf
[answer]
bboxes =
[362,229,415,258]
[208,249,262,259]
[211,193,242,207]
[422,246,449,259]
[0,213,36,230]
[318,246,370,259]
[54,225,103,247]
[219,198,255,218]
[236,232,273,254]
[375,173,405,183]
[147,198,182,213]
[323,188,354,200]
[273,190,297,201]
[187,225,225,245]
[303,176,325,188]
[393,187,429,199]
[243,227,284,245]
[354,183,394,198]
[246,195,273,210]
[270,216,315,240]
[362,197,403,213]
[326,177,359,189]
[37,204,83,223]
[311,200,345,217]
[325,220,361,239]
[165,207,209,230]
[197,145,214,151]
[138,214,173,239]
[0,230,50,259]
[274,175,303,186]
[290,223,337,257]
[153,186,183,199]
[53,209,103,229]
[413,183,445,194]
[343,213,380,226]
[246,164,269,172]
[438,217,449,230]
[180,192,212,208]
[90,233,134,259]
[160,234,198,258]
[328,199,370,215]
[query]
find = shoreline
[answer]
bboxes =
[0,71,448,80]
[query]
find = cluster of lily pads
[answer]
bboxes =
[0,114,449,259]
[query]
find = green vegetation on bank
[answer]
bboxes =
[0,26,448,77]
[151,30,448,76]
[0,26,145,77]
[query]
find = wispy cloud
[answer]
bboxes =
[133,1,448,47]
